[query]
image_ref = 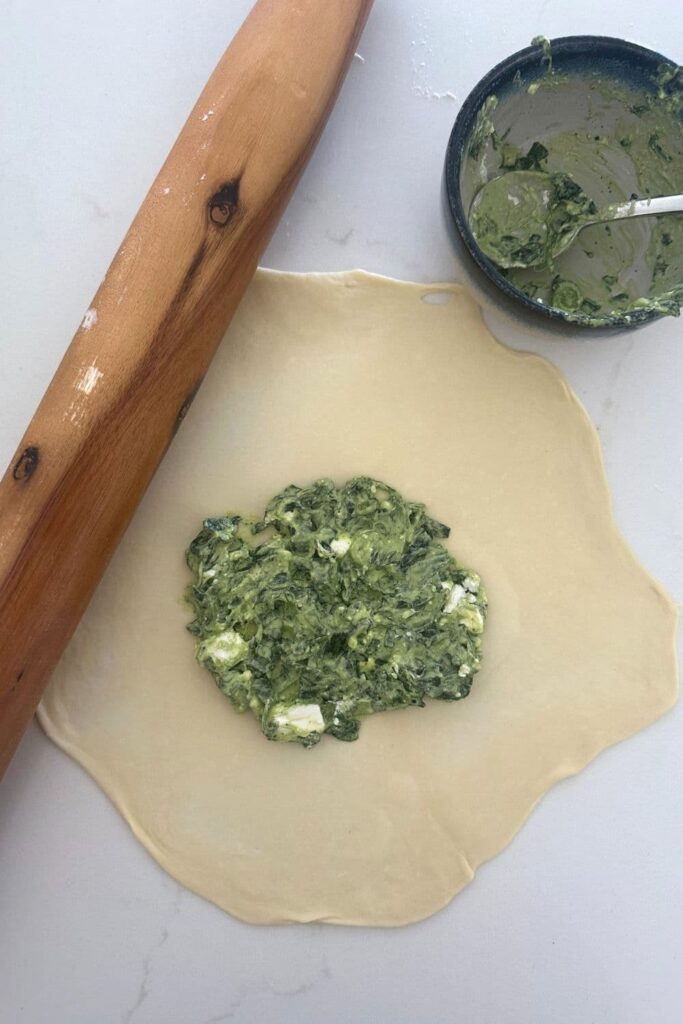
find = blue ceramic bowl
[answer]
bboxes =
[445,36,682,328]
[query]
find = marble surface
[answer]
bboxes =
[1,2,681,1022]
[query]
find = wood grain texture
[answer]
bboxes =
[0,0,373,779]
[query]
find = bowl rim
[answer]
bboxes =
[444,35,679,328]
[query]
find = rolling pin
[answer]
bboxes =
[0,0,373,780]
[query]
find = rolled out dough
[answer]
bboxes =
[39,270,678,926]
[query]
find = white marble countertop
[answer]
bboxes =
[1,2,681,1022]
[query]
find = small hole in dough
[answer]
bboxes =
[421,291,451,305]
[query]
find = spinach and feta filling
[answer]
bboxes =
[186,477,487,748]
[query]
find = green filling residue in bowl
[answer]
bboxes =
[465,44,683,324]
[186,477,487,748]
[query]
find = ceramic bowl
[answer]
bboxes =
[445,36,682,327]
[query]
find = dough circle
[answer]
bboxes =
[39,270,678,926]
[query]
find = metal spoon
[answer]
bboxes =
[469,169,683,269]
[550,192,683,260]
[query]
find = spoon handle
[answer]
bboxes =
[609,194,683,221]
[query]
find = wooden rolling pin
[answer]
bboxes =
[0,0,373,780]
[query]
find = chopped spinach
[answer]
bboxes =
[648,132,673,162]
[186,478,487,748]
[500,141,549,172]
[653,256,669,279]
[531,35,553,74]
[468,95,499,159]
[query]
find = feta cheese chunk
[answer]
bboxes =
[443,583,466,614]
[272,703,325,737]
[200,630,248,668]
[330,536,352,557]
[463,575,480,593]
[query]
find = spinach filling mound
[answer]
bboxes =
[186,477,487,748]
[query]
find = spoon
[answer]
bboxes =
[469,169,683,270]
